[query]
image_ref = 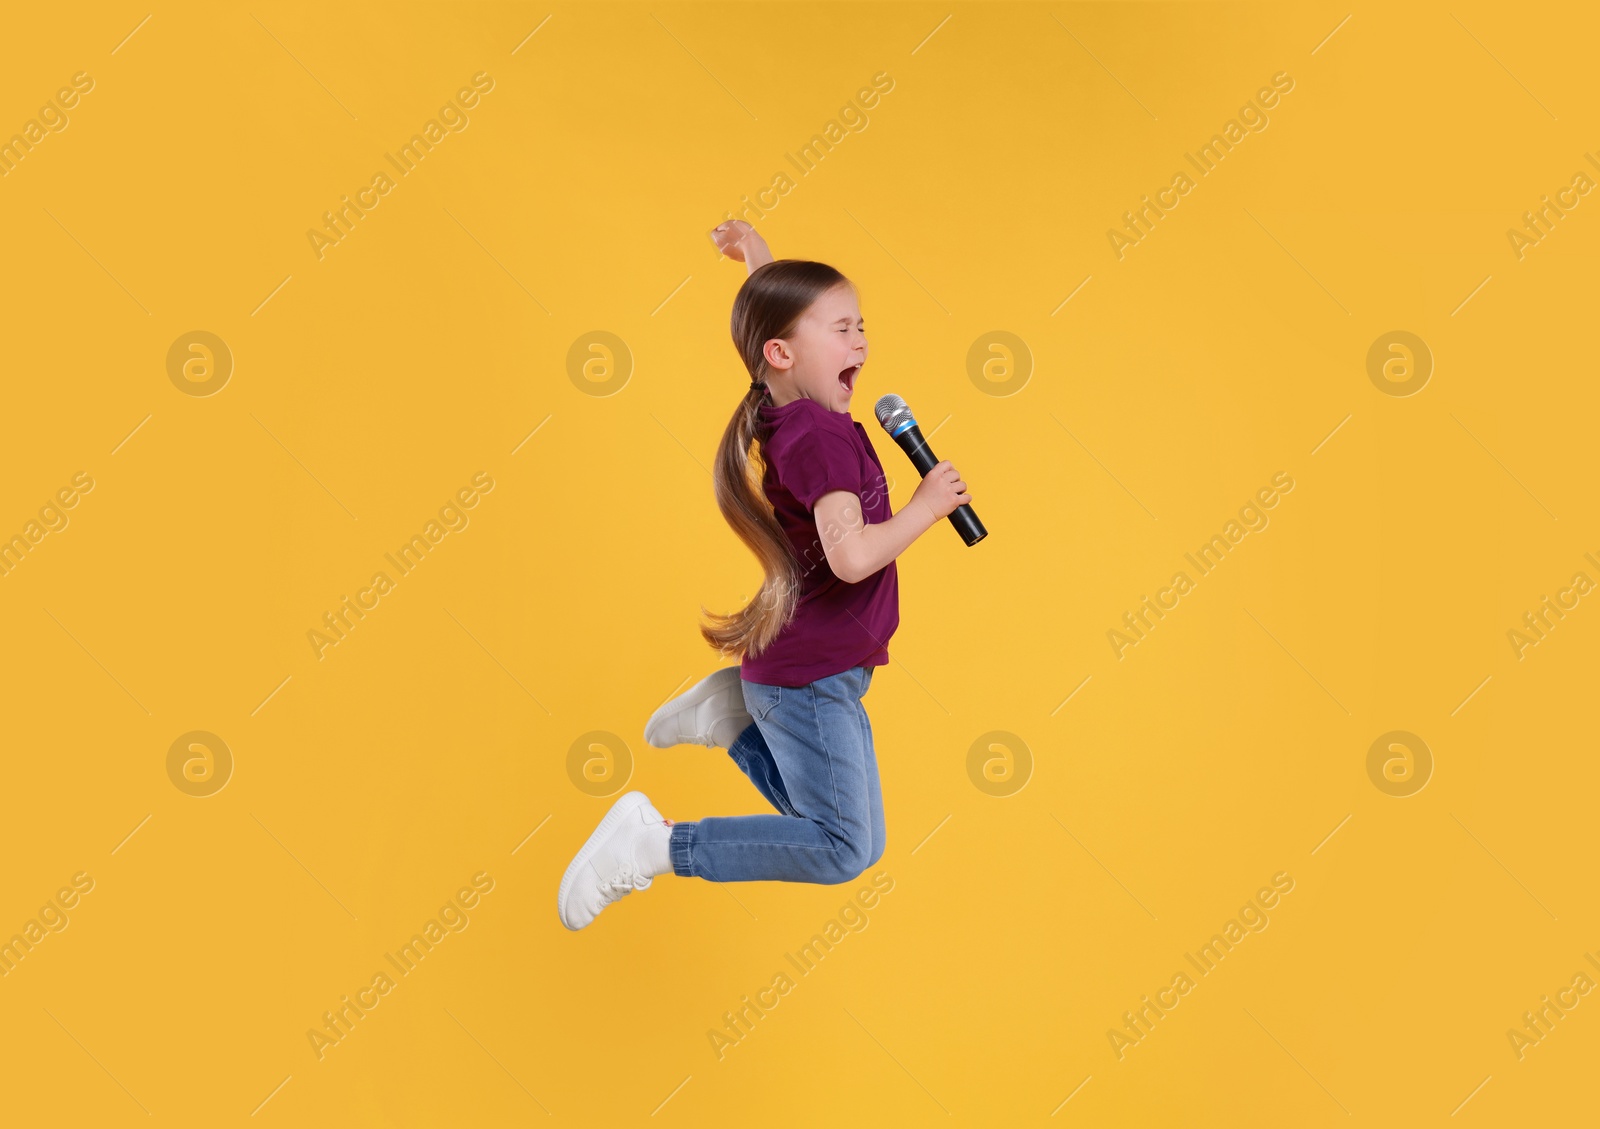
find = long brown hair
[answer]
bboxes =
[699,259,851,659]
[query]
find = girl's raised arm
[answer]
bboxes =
[710,220,774,274]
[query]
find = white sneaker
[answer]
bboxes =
[644,667,754,749]
[557,791,666,931]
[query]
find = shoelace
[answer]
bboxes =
[599,865,651,903]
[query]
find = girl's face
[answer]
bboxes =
[762,282,867,413]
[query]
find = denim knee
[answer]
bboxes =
[814,830,871,885]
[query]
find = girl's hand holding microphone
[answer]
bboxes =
[912,460,971,523]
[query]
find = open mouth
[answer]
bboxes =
[838,364,861,394]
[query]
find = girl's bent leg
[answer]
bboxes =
[725,721,799,816]
[669,668,881,884]
[854,666,887,868]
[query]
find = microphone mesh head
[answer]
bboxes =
[874,393,914,433]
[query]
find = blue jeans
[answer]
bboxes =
[668,665,886,884]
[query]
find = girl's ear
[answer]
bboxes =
[762,337,794,372]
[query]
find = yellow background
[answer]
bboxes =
[2,1,1596,1124]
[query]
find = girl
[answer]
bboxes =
[557,220,971,930]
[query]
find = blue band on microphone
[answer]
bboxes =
[889,417,918,438]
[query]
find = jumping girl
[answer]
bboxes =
[557,220,972,930]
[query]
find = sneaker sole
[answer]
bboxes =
[557,790,653,930]
[644,667,746,748]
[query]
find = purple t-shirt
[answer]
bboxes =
[740,396,900,688]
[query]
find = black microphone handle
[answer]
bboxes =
[891,424,987,547]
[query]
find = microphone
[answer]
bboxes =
[874,393,987,546]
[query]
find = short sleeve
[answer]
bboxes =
[777,426,862,511]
